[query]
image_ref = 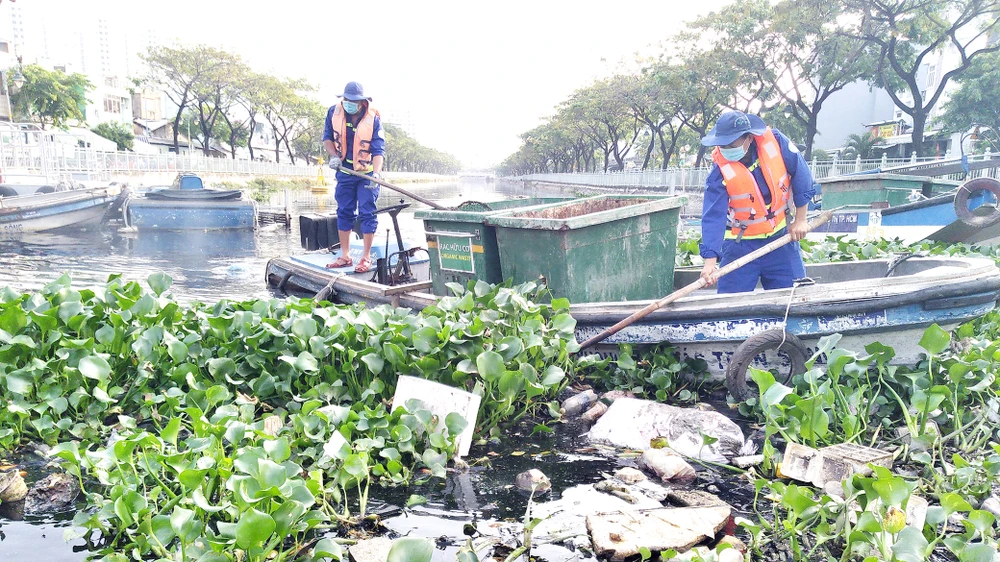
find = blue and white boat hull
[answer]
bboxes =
[573,257,1000,377]
[0,185,121,235]
[809,191,1000,245]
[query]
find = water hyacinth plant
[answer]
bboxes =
[0,273,579,560]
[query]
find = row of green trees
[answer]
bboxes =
[8,45,460,172]
[142,45,460,171]
[498,0,1000,176]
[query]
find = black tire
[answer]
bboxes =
[726,328,808,402]
[954,178,1000,229]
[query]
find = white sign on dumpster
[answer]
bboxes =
[391,375,481,457]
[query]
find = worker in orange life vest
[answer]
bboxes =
[698,111,816,293]
[323,81,386,274]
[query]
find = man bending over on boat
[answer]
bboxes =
[323,81,386,274]
[698,111,815,293]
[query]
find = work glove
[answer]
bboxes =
[328,156,342,169]
[366,171,382,190]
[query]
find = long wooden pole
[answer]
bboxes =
[336,167,447,210]
[577,211,834,349]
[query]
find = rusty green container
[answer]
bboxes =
[485,195,686,303]
[415,198,572,296]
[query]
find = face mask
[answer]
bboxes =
[342,101,360,115]
[720,139,749,162]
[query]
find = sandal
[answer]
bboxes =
[325,255,353,269]
[354,256,374,273]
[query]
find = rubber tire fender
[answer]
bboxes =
[725,328,809,402]
[954,178,1000,229]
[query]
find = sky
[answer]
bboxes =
[3,0,731,168]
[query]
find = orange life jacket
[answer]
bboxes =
[329,103,379,172]
[712,127,792,239]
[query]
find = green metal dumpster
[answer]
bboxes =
[415,198,573,296]
[485,194,686,303]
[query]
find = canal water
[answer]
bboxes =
[0,178,577,303]
[0,177,619,561]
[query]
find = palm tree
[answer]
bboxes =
[840,132,886,159]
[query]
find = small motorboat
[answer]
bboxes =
[0,181,122,235]
[124,174,257,230]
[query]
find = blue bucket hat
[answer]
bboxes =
[339,81,371,101]
[701,111,767,147]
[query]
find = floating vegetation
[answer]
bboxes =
[6,236,1000,560]
[0,275,578,560]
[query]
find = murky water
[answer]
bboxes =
[0,178,578,302]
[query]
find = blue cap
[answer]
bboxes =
[339,81,371,101]
[701,111,767,146]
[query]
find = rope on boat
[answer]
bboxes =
[780,277,816,351]
[314,273,347,303]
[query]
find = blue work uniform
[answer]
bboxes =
[699,129,816,293]
[323,105,387,233]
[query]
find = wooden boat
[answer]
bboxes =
[268,252,998,362]
[0,183,122,235]
[124,174,256,230]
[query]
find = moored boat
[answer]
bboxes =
[0,183,122,235]
[809,175,1000,244]
[124,174,257,230]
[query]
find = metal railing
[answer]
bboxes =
[509,153,1000,191]
[0,123,316,182]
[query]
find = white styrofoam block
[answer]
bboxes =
[391,375,481,457]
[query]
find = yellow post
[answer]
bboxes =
[317,156,326,185]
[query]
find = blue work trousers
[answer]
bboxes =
[335,174,380,233]
[717,228,806,294]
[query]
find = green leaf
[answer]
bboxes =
[312,538,344,560]
[147,272,173,296]
[387,537,434,562]
[782,485,817,513]
[476,351,504,382]
[872,475,914,507]
[161,417,181,446]
[361,353,385,375]
[257,458,288,490]
[890,527,929,562]
[167,340,188,362]
[407,494,428,507]
[959,544,999,562]
[292,316,318,340]
[540,365,565,387]
[264,436,291,463]
[235,508,276,550]
[412,327,438,353]
[79,355,111,382]
[940,493,973,516]
[918,324,951,355]
[207,357,237,380]
[170,506,201,542]
[294,351,319,372]
[445,412,468,437]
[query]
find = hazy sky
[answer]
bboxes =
[6,0,730,168]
